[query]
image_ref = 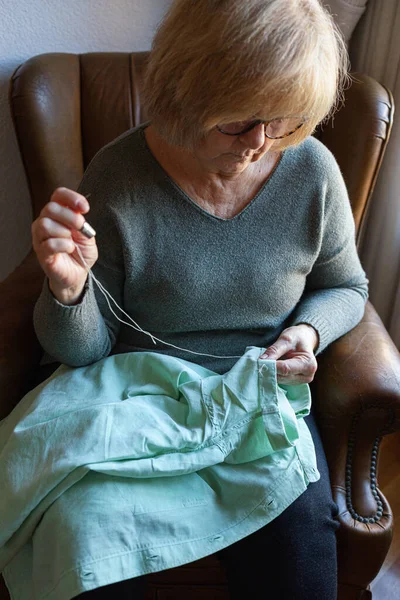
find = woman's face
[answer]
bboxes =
[193,122,277,176]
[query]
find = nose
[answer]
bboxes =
[238,123,265,149]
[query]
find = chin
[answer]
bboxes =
[221,156,252,169]
[220,163,250,175]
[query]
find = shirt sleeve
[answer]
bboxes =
[33,145,125,367]
[289,152,369,355]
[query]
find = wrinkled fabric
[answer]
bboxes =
[0,347,319,600]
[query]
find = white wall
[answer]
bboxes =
[0,0,172,281]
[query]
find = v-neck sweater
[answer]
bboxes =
[34,124,368,373]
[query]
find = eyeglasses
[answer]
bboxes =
[216,117,306,139]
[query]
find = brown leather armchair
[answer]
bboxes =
[1,52,399,600]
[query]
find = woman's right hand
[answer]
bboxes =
[32,187,98,305]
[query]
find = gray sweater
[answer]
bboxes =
[34,124,368,374]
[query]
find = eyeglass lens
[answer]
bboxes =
[218,117,303,138]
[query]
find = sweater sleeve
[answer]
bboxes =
[289,151,369,355]
[33,144,126,367]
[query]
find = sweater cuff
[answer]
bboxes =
[43,277,92,314]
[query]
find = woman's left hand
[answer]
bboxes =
[259,324,319,385]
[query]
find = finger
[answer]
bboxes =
[38,237,76,262]
[260,337,293,360]
[276,373,314,385]
[34,216,74,243]
[275,355,317,379]
[50,187,90,214]
[41,202,86,234]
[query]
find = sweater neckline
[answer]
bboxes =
[138,124,286,222]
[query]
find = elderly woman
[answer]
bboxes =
[21,0,367,598]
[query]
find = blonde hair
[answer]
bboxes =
[143,0,349,150]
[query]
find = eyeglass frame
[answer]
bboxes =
[215,117,306,139]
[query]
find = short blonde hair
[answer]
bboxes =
[143,0,349,150]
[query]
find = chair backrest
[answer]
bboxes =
[9,52,394,244]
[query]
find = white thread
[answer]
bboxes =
[75,245,242,360]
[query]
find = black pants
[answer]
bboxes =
[74,412,339,600]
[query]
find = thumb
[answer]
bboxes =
[260,338,292,360]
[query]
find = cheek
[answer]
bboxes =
[211,134,237,153]
[199,135,237,159]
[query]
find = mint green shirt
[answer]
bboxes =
[1,347,318,600]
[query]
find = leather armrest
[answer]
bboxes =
[0,250,44,420]
[317,73,394,241]
[311,301,400,588]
